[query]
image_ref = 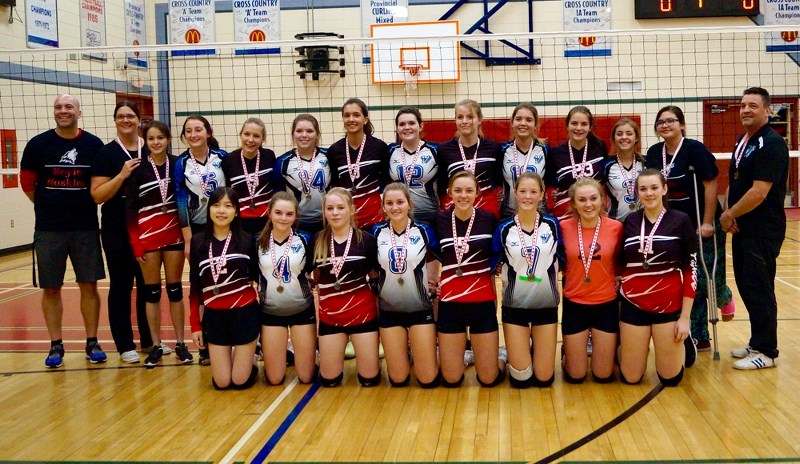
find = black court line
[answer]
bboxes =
[532,383,664,464]
[0,363,195,376]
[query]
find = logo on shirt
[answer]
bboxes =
[319,159,328,167]
[59,148,78,165]
[410,235,421,245]
[540,231,552,244]
[533,153,544,164]
[421,155,432,164]
[291,243,302,253]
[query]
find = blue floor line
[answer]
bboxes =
[251,381,321,464]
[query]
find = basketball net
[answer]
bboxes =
[399,64,422,91]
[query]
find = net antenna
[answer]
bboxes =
[399,63,423,90]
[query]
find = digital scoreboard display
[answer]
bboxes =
[635,0,760,19]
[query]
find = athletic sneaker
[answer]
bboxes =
[464,349,475,366]
[684,336,697,368]
[695,340,711,352]
[175,343,193,364]
[159,342,172,355]
[498,346,508,363]
[733,351,776,370]
[198,348,211,366]
[286,340,295,367]
[731,345,752,359]
[120,350,141,363]
[255,341,263,361]
[144,346,162,368]
[45,344,64,368]
[378,342,385,359]
[344,340,356,359]
[85,343,108,364]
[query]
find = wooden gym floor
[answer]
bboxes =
[0,220,799,463]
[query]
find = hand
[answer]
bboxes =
[192,331,205,349]
[719,210,734,232]
[700,223,714,238]
[615,276,622,291]
[136,256,146,264]
[184,243,191,260]
[119,157,142,179]
[674,317,690,343]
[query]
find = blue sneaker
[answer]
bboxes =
[45,344,64,368]
[85,343,108,364]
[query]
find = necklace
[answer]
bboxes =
[297,149,317,201]
[661,137,684,178]
[458,137,480,174]
[148,155,170,214]
[577,217,602,283]
[189,149,211,205]
[451,209,476,277]
[329,228,353,290]
[639,208,666,270]
[240,149,261,208]
[389,220,411,285]
[270,230,293,293]
[514,213,541,282]
[568,142,593,179]
[208,232,233,295]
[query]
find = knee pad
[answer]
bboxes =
[441,373,465,388]
[508,364,533,389]
[166,282,183,302]
[620,373,644,385]
[593,371,616,384]
[212,378,230,390]
[477,368,506,388]
[358,371,382,387]
[319,371,344,388]
[530,373,555,388]
[562,369,587,384]
[389,373,411,388]
[658,367,684,387]
[143,284,162,304]
[232,365,259,390]
[418,372,441,389]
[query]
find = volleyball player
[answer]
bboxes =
[257,192,317,385]
[436,171,505,387]
[546,106,608,220]
[500,103,548,219]
[126,121,192,367]
[275,114,330,235]
[603,118,644,221]
[438,99,503,219]
[189,187,260,390]
[314,188,381,387]
[388,107,440,226]
[492,172,559,387]
[221,117,276,235]
[328,98,389,230]
[558,178,622,383]
[371,183,441,388]
[619,169,696,387]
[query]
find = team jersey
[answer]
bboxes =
[492,215,560,310]
[500,139,548,217]
[558,216,623,305]
[125,154,183,257]
[438,137,503,218]
[258,231,314,317]
[603,156,644,222]
[387,141,439,221]
[93,139,149,231]
[435,208,497,303]
[189,231,259,332]
[620,209,697,314]
[545,139,608,220]
[175,148,228,228]
[274,148,331,226]
[222,147,277,220]
[645,138,721,229]
[20,129,103,231]
[314,230,379,327]
[370,221,441,313]
[328,135,389,228]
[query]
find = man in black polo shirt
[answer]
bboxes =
[20,94,107,368]
[720,87,789,370]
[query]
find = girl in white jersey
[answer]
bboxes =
[603,118,643,221]
[500,103,549,218]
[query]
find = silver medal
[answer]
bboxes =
[161,206,168,214]
[456,268,463,277]
[334,281,341,290]
[213,286,220,295]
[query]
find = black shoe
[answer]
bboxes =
[684,336,697,368]
[144,347,162,369]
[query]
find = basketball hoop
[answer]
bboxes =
[399,64,423,90]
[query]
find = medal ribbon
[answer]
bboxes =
[270,231,294,281]
[189,149,212,198]
[577,217,602,281]
[512,142,534,180]
[208,232,233,291]
[297,149,317,195]
[617,157,638,200]
[330,228,354,283]
[401,141,423,185]
[240,150,261,204]
[390,220,411,273]
[639,208,667,263]
[568,142,590,179]
[513,213,540,274]
[115,137,142,160]
[451,209,476,271]
[661,137,684,178]
[148,155,170,209]
[733,134,751,170]
[458,137,480,174]
[347,136,367,182]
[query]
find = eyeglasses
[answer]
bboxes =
[115,114,138,121]
[655,118,679,128]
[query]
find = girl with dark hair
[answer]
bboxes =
[189,187,260,389]
[500,103,549,218]
[327,98,389,229]
[603,118,644,221]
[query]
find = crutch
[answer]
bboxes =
[688,165,721,360]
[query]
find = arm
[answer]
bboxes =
[91,157,141,204]
[20,169,37,203]
[719,180,772,232]
[700,177,717,238]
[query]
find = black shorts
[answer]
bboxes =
[203,303,261,346]
[379,309,435,329]
[561,297,620,335]
[502,306,558,327]
[318,318,379,336]
[144,241,184,254]
[34,230,105,288]
[620,299,681,326]
[261,305,316,328]
[437,300,499,334]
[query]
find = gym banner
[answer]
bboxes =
[26,0,59,49]
[233,0,280,55]
[125,0,148,68]
[169,0,216,56]
[763,0,800,53]
[80,0,107,61]
[563,0,612,58]
[361,0,408,63]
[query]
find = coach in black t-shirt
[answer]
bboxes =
[20,94,107,369]
[720,87,789,371]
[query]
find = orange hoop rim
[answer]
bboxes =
[399,64,423,77]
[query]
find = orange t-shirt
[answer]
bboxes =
[559,216,623,305]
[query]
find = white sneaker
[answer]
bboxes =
[159,342,172,355]
[120,350,140,363]
[730,345,752,359]
[378,342,385,359]
[344,340,356,359]
[464,349,475,366]
[498,346,508,363]
[732,351,776,370]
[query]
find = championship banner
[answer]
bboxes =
[125,0,147,68]
[361,0,408,63]
[763,0,800,53]
[563,0,611,58]
[169,0,216,57]
[80,0,107,61]
[233,0,280,55]
[26,0,59,49]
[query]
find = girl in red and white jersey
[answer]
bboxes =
[327,98,389,229]
[559,178,623,383]
[546,106,608,220]
[189,187,260,390]
[619,169,696,387]
[436,171,504,388]
[126,121,192,367]
[500,103,549,219]
[222,117,277,235]
[438,99,503,219]
[257,192,317,385]
[603,118,643,222]
[313,188,380,387]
